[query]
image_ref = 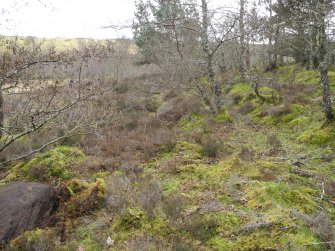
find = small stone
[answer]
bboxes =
[106,236,114,246]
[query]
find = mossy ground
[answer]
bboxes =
[1,146,85,184]
[3,65,335,250]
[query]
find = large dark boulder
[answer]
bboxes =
[0,182,56,244]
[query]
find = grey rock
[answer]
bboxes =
[0,182,56,243]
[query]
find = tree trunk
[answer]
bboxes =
[309,25,318,69]
[246,35,251,68]
[239,0,246,78]
[273,23,280,67]
[201,0,221,113]
[0,82,3,139]
[267,0,276,71]
[317,1,334,123]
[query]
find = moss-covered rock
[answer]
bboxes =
[1,146,85,184]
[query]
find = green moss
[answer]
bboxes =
[244,181,318,214]
[216,212,242,234]
[328,70,335,84]
[256,160,278,169]
[80,237,102,251]
[296,69,320,85]
[215,109,232,123]
[179,113,205,132]
[173,141,202,161]
[276,64,299,82]
[207,236,229,250]
[289,116,310,126]
[258,86,282,104]
[218,195,233,205]
[199,76,210,85]
[230,229,279,250]
[91,171,109,180]
[75,222,104,251]
[253,104,306,126]
[145,93,163,112]
[61,178,106,217]
[110,207,172,244]
[162,179,180,193]
[229,83,257,107]
[1,146,85,183]
[10,228,56,250]
[230,83,253,94]
[145,216,172,236]
[179,164,210,180]
[23,146,84,181]
[229,224,321,251]
[278,227,323,250]
[298,124,335,145]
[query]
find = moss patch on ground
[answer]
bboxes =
[298,124,335,145]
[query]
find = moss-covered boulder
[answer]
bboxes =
[1,146,85,183]
[0,182,56,244]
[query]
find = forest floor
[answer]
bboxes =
[2,64,335,250]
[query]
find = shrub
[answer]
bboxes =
[266,134,282,151]
[181,214,219,241]
[136,182,161,216]
[200,135,223,158]
[162,193,185,220]
[157,94,201,122]
[115,83,129,94]
[105,174,132,213]
[144,94,162,113]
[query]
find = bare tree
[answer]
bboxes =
[316,0,334,122]
[0,37,115,167]
[238,0,247,78]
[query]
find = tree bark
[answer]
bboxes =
[267,0,275,70]
[201,0,221,113]
[309,25,318,69]
[239,0,246,78]
[317,0,334,123]
[0,82,3,139]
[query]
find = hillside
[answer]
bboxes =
[1,62,335,250]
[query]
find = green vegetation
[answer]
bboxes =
[1,146,85,183]
[179,112,205,132]
[2,61,335,250]
[299,124,335,145]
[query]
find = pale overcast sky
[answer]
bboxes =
[0,0,239,39]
